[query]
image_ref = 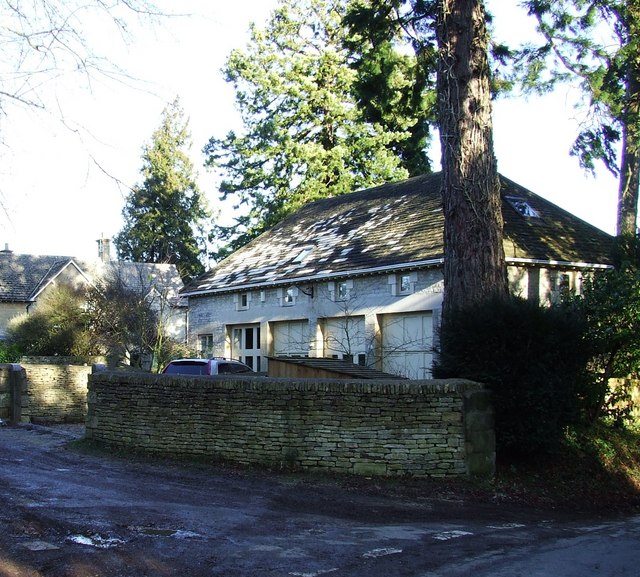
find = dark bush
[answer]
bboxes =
[433,296,589,456]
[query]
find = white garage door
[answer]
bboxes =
[272,320,311,357]
[381,312,433,379]
[323,316,367,365]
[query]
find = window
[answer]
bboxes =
[399,274,411,294]
[199,334,214,357]
[506,196,540,218]
[235,292,250,311]
[285,287,296,304]
[390,272,415,296]
[278,286,297,306]
[329,279,353,301]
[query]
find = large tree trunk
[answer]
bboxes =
[616,60,640,238]
[436,0,507,320]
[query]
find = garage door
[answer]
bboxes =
[381,312,433,379]
[272,320,311,357]
[323,316,367,365]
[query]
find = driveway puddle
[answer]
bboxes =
[67,534,125,548]
[134,527,202,539]
[432,530,473,541]
[362,547,403,558]
[20,540,60,551]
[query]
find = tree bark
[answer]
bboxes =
[436,0,507,319]
[616,34,640,238]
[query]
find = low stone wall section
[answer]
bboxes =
[21,356,103,424]
[86,372,495,478]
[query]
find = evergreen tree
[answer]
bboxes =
[204,0,413,256]
[343,0,436,176]
[518,0,640,238]
[115,98,209,282]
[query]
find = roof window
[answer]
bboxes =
[294,247,313,263]
[506,196,540,218]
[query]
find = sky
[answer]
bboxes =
[0,1,619,261]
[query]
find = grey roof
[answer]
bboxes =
[183,172,614,297]
[0,251,184,304]
[0,253,84,302]
[84,261,186,306]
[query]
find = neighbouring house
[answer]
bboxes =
[0,240,186,348]
[181,172,614,378]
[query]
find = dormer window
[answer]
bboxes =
[506,196,540,218]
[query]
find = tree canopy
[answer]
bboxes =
[517,0,640,237]
[115,98,210,282]
[205,0,434,256]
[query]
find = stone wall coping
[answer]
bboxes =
[89,372,483,394]
[20,356,106,366]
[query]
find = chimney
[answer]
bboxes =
[1,243,12,254]
[96,236,112,263]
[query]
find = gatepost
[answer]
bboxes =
[9,363,27,424]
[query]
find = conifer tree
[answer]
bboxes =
[115,98,209,282]
[205,0,413,255]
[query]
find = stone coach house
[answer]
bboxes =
[181,172,614,378]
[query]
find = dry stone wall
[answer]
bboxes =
[86,372,495,478]
[21,356,102,423]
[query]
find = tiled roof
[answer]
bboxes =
[183,172,614,296]
[88,261,186,306]
[0,253,79,302]
[0,252,184,304]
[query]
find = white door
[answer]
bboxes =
[381,312,433,379]
[231,324,262,372]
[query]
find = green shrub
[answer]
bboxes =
[0,341,21,363]
[433,296,589,456]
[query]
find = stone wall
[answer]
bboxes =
[86,372,495,478]
[21,356,102,423]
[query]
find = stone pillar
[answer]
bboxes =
[8,364,27,424]
[463,388,495,478]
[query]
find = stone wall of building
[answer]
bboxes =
[21,356,102,423]
[86,372,495,478]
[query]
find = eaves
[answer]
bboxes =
[183,255,613,299]
[506,257,613,271]
[181,258,445,298]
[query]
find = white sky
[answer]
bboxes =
[0,1,619,261]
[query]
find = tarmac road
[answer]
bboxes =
[0,423,639,577]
